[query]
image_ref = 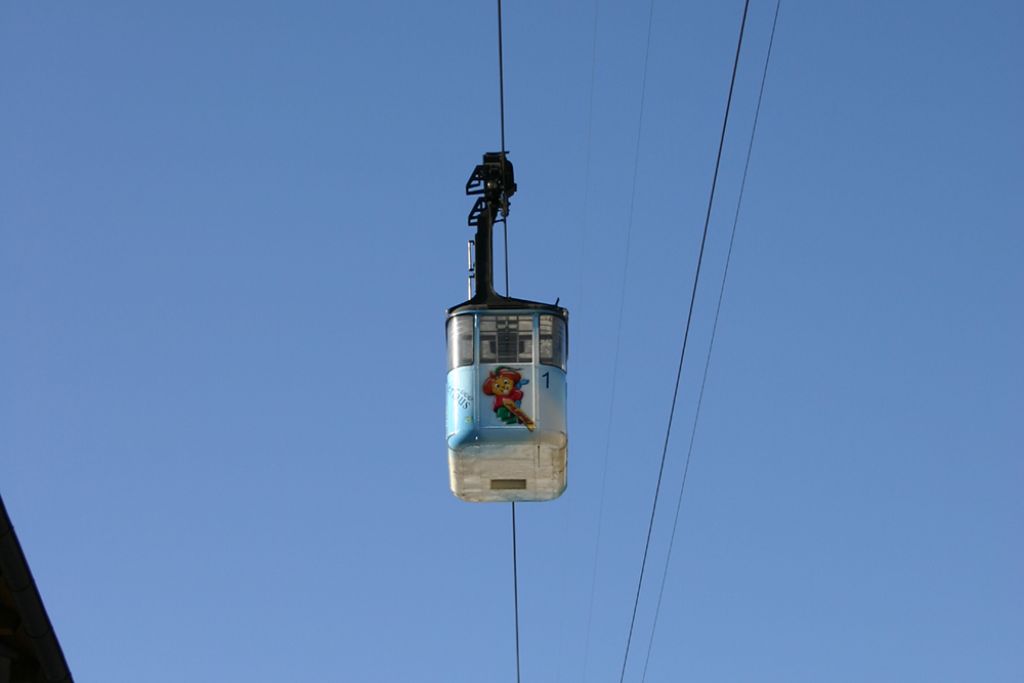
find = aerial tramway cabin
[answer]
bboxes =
[445,153,569,502]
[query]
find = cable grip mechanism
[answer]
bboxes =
[466,152,516,226]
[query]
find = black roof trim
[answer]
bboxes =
[447,294,568,317]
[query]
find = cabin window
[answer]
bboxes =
[479,315,533,364]
[539,315,566,370]
[447,315,474,369]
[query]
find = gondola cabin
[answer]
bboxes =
[446,152,569,502]
[446,304,568,502]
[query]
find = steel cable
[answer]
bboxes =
[581,0,658,679]
[617,1,752,680]
[638,2,782,680]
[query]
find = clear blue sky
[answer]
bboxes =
[2,1,1021,681]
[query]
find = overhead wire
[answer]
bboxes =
[498,0,507,156]
[580,0,657,679]
[497,0,510,297]
[617,1,752,681]
[512,501,522,683]
[638,2,782,680]
[495,2,520,681]
[556,0,600,678]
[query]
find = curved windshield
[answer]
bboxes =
[447,315,474,370]
[539,315,566,369]
[480,315,533,364]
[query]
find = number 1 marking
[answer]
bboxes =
[542,371,550,388]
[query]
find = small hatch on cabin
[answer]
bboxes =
[490,479,527,490]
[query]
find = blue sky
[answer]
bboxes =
[2,1,1021,681]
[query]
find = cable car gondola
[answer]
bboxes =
[445,153,569,502]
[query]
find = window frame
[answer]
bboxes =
[538,314,567,370]
[446,314,475,370]
[478,313,535,365]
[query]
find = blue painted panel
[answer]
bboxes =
[446,310,568,455]
[446,365,476,447]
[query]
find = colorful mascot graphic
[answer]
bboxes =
[483,367,535,431]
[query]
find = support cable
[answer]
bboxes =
[496,7,520,682]
[497,0,510,296]
[558,0,600,678]
[497,0,507,154]
[512,502,522,683]
[617,1,751,680]
[581,1,657,679]
[638,2,782,680]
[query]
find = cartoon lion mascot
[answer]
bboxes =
[482,367,535,431]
